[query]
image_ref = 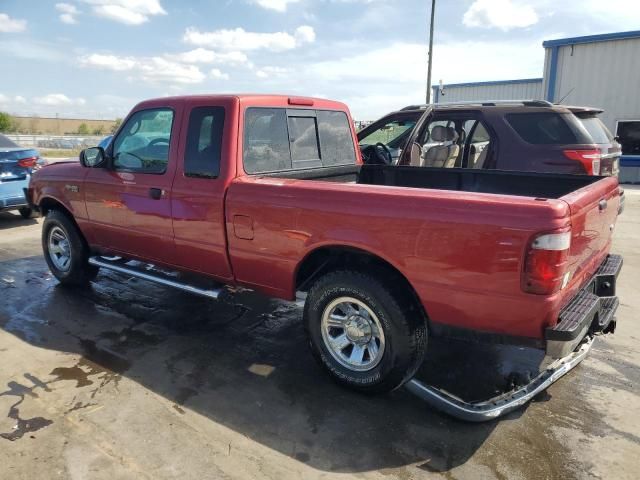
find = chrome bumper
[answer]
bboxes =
[546,254,622,358]
[405,336,594,422]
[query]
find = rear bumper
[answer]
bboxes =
[0,193,28,211]
[0,178,29,211]
[546,254,622,358]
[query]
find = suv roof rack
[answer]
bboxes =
[400,99,554,111]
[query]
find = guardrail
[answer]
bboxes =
[5,134,104,149]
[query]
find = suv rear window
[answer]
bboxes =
[576,115,613,144]
[506,112,590,145]
[244,107,356,174]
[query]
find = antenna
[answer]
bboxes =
[557,87,575,104]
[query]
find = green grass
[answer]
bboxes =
[40,148,82,158]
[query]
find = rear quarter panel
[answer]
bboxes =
[555,176,621,308]
[225,177,572,339]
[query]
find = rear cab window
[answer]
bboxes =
[243,107,356,174]
[506,112,591,145]
[184,106,225,178]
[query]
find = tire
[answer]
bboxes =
[304,269,427,394]
[42,210,98,285]
[19,207,38,219]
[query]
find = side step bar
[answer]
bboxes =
[88,257,223,299]
[405,335,594,422]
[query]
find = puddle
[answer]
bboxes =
[0,376,53,442]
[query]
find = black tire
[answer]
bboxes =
[42,210,98,285]
[304,269,427,394]
[19,207,38,219]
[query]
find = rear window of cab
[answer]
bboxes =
[243,107,357,174]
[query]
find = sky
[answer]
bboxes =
[0,0,639,121]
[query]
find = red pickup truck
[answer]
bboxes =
[27,95,623,419]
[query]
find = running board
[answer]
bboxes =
[88,257,223,299]
[405,335,594,422]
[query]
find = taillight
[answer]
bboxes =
[17,156,38,168]
[563,149,601,175]
[522,230,571,295]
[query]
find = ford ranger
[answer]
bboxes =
[26,95,623,420]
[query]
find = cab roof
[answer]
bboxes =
[135,94,350,112]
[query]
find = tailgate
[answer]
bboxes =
[561,176,621,295]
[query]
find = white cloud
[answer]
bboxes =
[171,48,248,65]
[138,57,205,84]
[580,0,640,28]
[255,66,290,79]
[34,94,86,106]
[79,0,166,25]
[294,25,316,43]
[463,0,538,31]
[183,25,315,52]
[0,13,27,32]
[251,0,301,12]
[80,53,137,71]
[56,3,79,24]
[210,68,230,80]
[80,53,206,84]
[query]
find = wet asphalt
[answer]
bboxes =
[0,189,639,479]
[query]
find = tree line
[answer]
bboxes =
[0,111,122,135]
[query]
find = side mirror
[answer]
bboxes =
[80,147,106,168]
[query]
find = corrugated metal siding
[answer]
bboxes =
[543,37,640,132]
[436,81,543,103]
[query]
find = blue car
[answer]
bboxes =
[98,135,113,149]
[0,134,41,219]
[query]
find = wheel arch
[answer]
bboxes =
[39,197,90,250]
[294,244,429,327]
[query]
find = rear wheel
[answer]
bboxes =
[304,270,427,393]
[19,207,38,219]
[42,210,98,285]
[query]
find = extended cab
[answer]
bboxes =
[27,95,623,410]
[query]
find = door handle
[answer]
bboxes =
[149,188,164,200]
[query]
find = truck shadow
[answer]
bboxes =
[0,255,548,473]
[0,212,38,229]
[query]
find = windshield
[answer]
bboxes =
[359,116,419,149]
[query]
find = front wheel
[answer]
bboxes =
[304,270,427,393]
[42,210,98,285]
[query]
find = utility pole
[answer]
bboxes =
[425,0,436,104]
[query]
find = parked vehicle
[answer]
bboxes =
[26,95,623,420]
[358,100,621,176]
[97,135,113,149]
[0,134,41,218]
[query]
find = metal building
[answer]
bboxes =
[432,78,543,104]
[432,30,640,182]
[542,31,640,182]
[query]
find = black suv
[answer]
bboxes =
[357,100,620,176]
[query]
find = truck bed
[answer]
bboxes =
[264,164,602,199]
[358,165,602,199]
